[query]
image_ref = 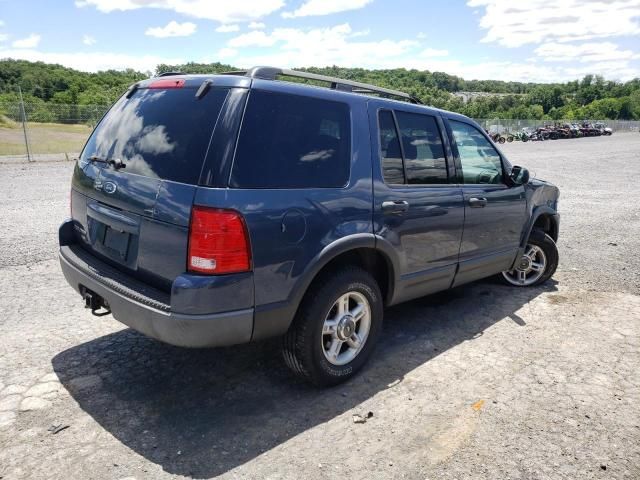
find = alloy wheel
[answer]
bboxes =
[321,291,371,366]
[502,244,547,286]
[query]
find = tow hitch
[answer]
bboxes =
[81,286,111,317]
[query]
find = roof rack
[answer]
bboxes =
[226,66,422,104]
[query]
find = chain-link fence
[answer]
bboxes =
[0,102,110,162]
[1,101,639,162]
[1,102,110,125]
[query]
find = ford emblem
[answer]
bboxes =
[103,181,117,194]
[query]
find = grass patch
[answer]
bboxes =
[0,122,92,155]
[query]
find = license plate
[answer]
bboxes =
[103,227,130,259]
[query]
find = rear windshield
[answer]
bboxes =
[80,87,229,184]
[230,90,351,189]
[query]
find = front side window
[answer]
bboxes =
[230,90,351,188]
[450,120,504,184]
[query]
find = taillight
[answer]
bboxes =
[188,206,251,275]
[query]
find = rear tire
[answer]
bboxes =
[282,267,383,386]
[501,231,558,287]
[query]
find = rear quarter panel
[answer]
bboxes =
[193,90,374,340]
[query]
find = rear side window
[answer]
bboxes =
[80,87,229,184]
[379,110,404,184]
[230,90,351,188]
[378,109,448,185]
[395,112,447,184]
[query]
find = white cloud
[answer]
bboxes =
[248,21,265,29]
[351,29,370,38]
[215,24,240,33]
[561,60,640,81]
[218,23,639,82]
[76,0,285,23]
[282,0,372,18]
[225,24,418,68]
[402,58,638,83]
[12,34,41,49]
[228,30,277,47]
[82,34,96,46]
[468,0,640,47]
[420,48,449,57]
[0,34,7,43]
[3,42,637,82]
[145,21,196,38]
[217,47,238,59]
[535,42,640,63]
[0,49,183,73]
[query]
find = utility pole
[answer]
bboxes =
[17,86,32,162]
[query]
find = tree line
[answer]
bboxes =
[1,59,639,123]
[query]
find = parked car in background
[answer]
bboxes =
[594,122,613,135]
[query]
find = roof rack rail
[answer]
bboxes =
[225,66,422,104]
[157,71,184,77]
[218,70,250,76]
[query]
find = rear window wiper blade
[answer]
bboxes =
[88,156,127,169]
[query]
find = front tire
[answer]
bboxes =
[501,231,558,287]
[282,267,383,386]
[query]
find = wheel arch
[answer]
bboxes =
[522,206,559,247]
[251,234,398,341]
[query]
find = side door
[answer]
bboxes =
[444,117,527,287]
[369,102,465,304]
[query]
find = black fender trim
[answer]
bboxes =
[511,207,559,270]
[251,233,399,341]
[522,206,559,247]
[372,234,402,304]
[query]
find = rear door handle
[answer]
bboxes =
[468,197,488,208]
[382,200,409,214]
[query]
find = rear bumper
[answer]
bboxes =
[59,245,254,348]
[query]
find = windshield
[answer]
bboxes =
[80,86,229,184]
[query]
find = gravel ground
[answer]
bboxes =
[0,134,639,479]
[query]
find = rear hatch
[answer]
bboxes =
[70,78,230,291]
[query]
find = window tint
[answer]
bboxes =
[379,110,404,184]
[230,90,350,188]
[80,87,229,184]
[395,111,447,184]
[450,120,504,184]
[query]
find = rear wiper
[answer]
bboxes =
[89,156,127,170]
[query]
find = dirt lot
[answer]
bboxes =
[0,134,639,479]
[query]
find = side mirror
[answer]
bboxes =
[509,165,530,185]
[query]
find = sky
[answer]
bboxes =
[1,0,639,83]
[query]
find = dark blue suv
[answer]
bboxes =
[59,67,560,386]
